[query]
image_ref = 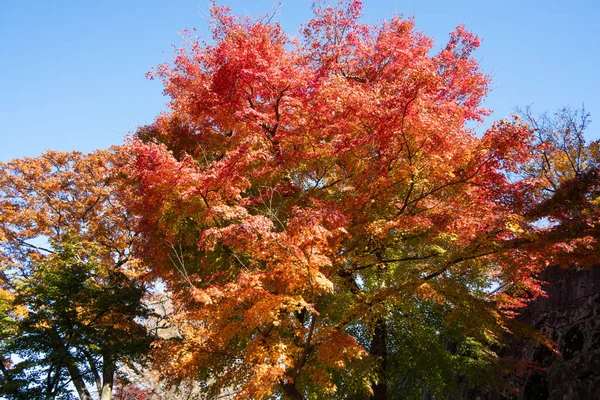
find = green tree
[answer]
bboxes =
[0,150,153,400]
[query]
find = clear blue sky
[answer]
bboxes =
[1,0,598,161]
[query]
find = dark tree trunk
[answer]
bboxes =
[281,382,304,400]
[370,318,388,400]
[100,352,115,400]
[49,328,93,400]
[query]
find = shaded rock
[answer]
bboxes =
[469,265,600,400]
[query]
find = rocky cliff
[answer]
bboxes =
[467,265,600,400]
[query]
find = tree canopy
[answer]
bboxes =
[1,2,599,400]
[121,1,599,398]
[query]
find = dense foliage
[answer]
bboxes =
[122,1,599,399]
[0,150,153,400]
[1,2,598,399]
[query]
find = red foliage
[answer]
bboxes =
[122,1,599,398]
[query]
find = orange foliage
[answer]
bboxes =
[123,1,599,398]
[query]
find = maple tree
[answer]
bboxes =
[122,1,598,399]
[0,150,153,400]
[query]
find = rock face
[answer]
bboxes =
[468,265,600,400]
[519,265,600,400]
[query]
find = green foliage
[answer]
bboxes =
[386,302,501,399]
[0,236,152,399]
[0,150,154,399]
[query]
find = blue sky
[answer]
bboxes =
[1,0,598,161]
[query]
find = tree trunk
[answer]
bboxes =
[81,348,103,395]
[281,382,304,400]
[100,352,115,400]
[370,319,387,400]
[49,328,93,400]
[68,362,94,400]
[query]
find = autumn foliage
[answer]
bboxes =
[119,1,600,399]
[2,1,599,400]
[0,150,152,400]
